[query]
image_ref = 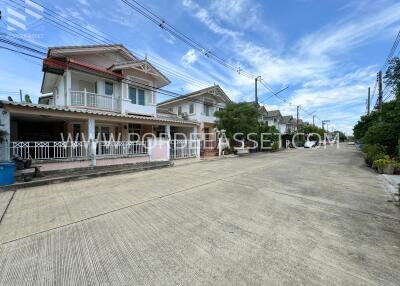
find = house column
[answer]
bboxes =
[0,109,10,162]
[65,69,72,106]
[87,117,96,167]
[121,81,128,114]
[165,124,171,139]
[191,126,198,139]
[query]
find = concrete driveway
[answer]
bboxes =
[0,146,399,285]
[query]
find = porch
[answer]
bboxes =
[0,101,200,171]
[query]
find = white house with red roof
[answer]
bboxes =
[0,44,200,169]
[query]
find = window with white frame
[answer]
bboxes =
[203,103,212,116]
[128,86,146,106]
[189,103,195,114]
[105,82,113,96]
[178,106,182,115]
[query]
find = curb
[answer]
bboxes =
[0,162,172,192]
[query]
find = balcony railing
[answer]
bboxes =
[10,141,147,160]
[70,90,121,112]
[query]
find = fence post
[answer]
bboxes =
[196,139,201,160]
[167,139,171,160]
[147,139,153,161]
[90,139,96,168]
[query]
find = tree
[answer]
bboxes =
[333,130,347,142]
[353,113,378,140]
[299,125,325,141]
[385,57,400,97]
[256,122,280,149]
[362,122,399,156]
[214,103,259,140]
[24,94,32,103]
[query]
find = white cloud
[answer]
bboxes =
[78,0,89,6]
[182,49,198,65]
[182,0,240,38]
[297,2,400,56]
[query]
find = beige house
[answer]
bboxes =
[0,44,199,169]
[157,85,231,151]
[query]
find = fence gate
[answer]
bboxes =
[170,140,199,159]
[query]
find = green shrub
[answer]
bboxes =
[362,144,387,166]
[272,142,279,151]
[362,123,399,156]
[394,162,400,174]
[372,156,393,169]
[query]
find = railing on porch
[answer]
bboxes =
[170,139,200,159]
[10,141,147,160]
[70,90,121,112]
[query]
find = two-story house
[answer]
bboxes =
[0,44,199,169]
[157,85,231,147]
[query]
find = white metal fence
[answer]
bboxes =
[170,139,200,159]
[10,141,147,160]
[71,90,120,112]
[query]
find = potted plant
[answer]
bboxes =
[373,156,395,175]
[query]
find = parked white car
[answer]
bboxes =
[304,140,318,148]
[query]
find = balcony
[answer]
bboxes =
[70,90,121,112]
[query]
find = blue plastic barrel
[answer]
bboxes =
[0,163,16,186]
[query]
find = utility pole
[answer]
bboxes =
[377,71,383,112]
[367,87,370,115]
[312,114,315,126]
[19,89,22,103]
[296,105,300,131]
[255,76,261,106]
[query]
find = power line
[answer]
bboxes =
[4,0,217,92]
[3,0,317,121]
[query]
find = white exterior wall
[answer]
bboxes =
[120,75,156,116]
[42,50,158,116]
[163,95,226,124]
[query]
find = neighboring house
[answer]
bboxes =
[281,115,296,134]
[0,44,199,167]
[157,85,231,143]
[260,108,286,132]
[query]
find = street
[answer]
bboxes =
[0,146,399,285]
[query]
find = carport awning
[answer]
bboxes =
[0,100,199,127]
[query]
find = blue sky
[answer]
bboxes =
[1,0,400,134]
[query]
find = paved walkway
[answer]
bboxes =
[0,146,399,285]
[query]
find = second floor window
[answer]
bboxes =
[178,106,182,115]
[129,87,137,104]
[204,104,212,116]
[138,89,145,105]
[128,86,146,106]
[105,82,113,96]
[189,104,194,114]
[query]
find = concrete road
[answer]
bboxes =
[0,146,399,285]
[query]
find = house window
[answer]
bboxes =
[73,124,81,141]
[178,106,182,115]
[128,86,146,106]
[129,87,137,104]
[138,89,145,105]
[189,104,194,114]
[128,123,141,141]
[168,107,173,113]
[105,82,113,96]
[204,104,212,116]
